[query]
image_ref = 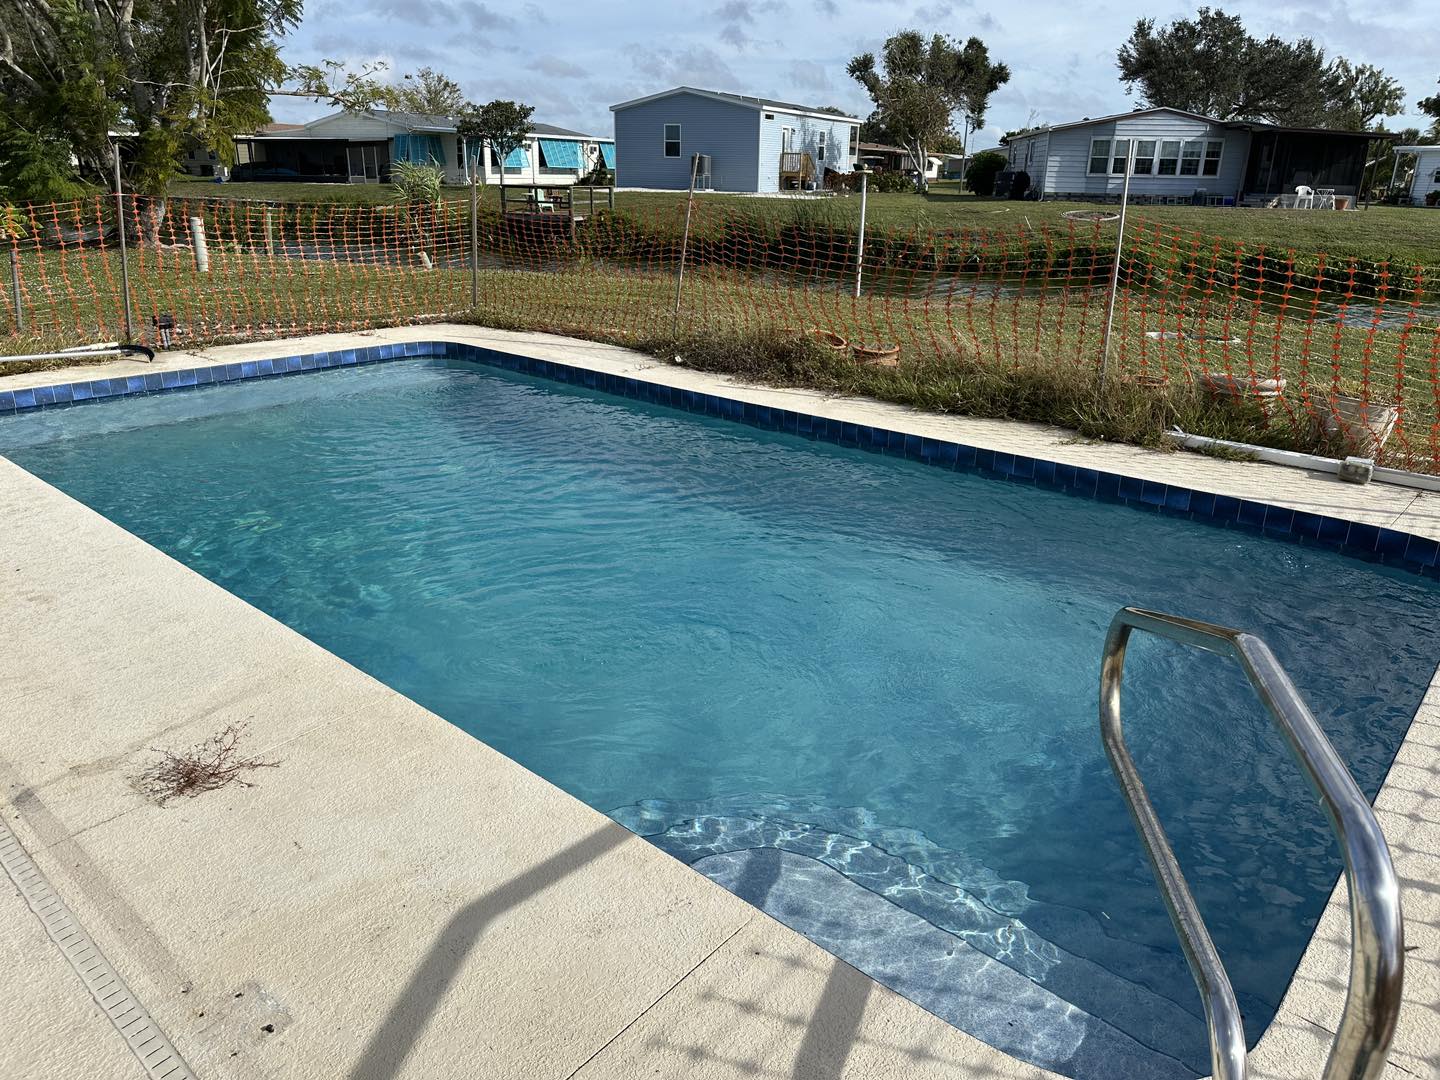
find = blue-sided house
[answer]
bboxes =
[1002,106,1391,204]
[234,111,614,186]
[609,87,860,192]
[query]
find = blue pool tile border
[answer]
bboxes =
[3,339,1438,579]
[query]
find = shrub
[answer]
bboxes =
[390,161,445,205]
[868,169,915,193]
[964,150,1007,195]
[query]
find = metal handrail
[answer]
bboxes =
[1099,607,1404,1080]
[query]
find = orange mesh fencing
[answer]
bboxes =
[3,193,1439,473]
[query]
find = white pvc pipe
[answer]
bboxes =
[189,216,209,273]
[1166,428,1440,493]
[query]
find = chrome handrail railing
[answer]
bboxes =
[1099,607,1404,1080]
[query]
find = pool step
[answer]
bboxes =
[695,847,1199,1080]
[612,797,1218,1075]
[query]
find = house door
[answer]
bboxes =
[781,127,796,153]
[347,145,380,183]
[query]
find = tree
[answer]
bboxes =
[954,39,1011,183]
[1421,79,1440,137]
[964,150,1006,195]
[0,0,305,195]
[848,31,1009,192]
[1327,60,1405,130]
[384,68,466,117]
[455,100,534,190]
[1117,8,1402,128]
[0,0,389,205]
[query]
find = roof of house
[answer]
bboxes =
[1394,144,1440,154]
[248,110,611,142]
[610,86,860,124]
[1229,120,1398,139]
[1006,105,1394,141]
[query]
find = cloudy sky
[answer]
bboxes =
[270,0,1438,145]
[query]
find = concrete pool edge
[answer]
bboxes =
[0,324,1434,1080]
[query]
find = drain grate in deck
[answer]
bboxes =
[0,818,196,1079]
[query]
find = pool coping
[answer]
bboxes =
[1,324,1436,1080]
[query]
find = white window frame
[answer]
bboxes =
[1110,138,1132,175]
[1201,139,1224,177]
[1179,141,1204,176]
[817,131,827,162]
[663,123,681,158]
[1087,138,1111,176]
[1132,140,1156,175]
[1156,140,1182,175]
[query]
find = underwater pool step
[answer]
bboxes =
[695,847,1200,1080]
[615,799,1217,1072]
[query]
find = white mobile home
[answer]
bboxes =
[1394,145,1440,205]
[234,110,614,186]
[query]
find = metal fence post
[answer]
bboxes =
[671,153,700,339]
[470,171,480,309]
[112,149,134,344]
[855,169,869,298]
[1098,140,1137,390]
[9,248,22,333]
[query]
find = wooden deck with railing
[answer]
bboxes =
[779,151,815,189]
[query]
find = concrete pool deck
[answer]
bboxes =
[0,323,1435,1080]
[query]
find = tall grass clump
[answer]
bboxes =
[632,328,1331,458]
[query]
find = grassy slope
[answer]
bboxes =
[170,178,1440,267]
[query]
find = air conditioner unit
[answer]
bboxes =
[694,154,713,190]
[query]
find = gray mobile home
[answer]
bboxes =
[1003,106,1388,204]
[610,87,860,192]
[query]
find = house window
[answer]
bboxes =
[1180,141,1203,176]
[1133,140,1156,175]
[663,123,681,158]
[1111,138,1131,175]
[1202,139,1224,177]
[1088,138,1110,175]
[848,126,859,158]
[1157,140,1181,175]
[764,112,774,120]
[817,132,827,162]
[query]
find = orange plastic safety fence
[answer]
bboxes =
[3,194,1439,474]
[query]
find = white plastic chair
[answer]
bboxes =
[1295,185,1315,209]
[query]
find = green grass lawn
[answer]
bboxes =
[169,177,1440,267]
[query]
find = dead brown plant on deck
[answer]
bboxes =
[133,722,279,805]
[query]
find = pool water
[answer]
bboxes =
[2,356,1434,1078]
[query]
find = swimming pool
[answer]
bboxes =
[1,346,1434,1079]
